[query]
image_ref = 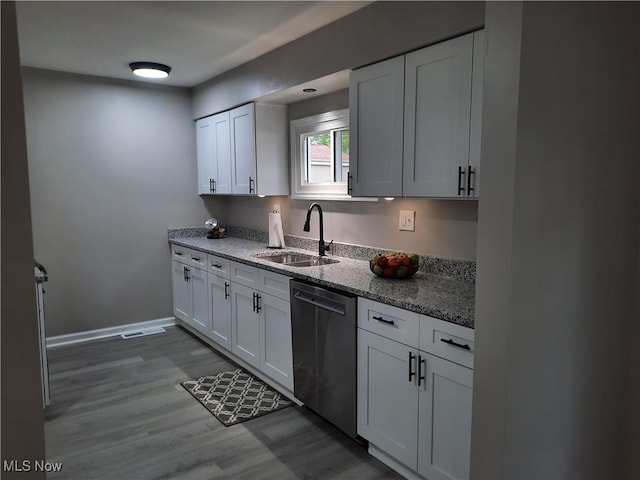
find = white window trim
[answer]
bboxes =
[290,109,377,202]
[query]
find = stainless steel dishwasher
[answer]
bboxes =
[290,279,358,439]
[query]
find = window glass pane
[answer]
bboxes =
[305,131,332,184]
[334,129,349,183]
[303,129,349,185]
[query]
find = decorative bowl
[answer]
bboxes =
[370,252,419,279]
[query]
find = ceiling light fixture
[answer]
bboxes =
[302,88,317,93]
[129,62,171,79]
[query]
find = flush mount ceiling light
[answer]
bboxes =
[129,62,171,79]
[302,88,317,93]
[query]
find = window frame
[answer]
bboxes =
[290,109,350,200]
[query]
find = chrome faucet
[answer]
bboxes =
[303,202,331,257]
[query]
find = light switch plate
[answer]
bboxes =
[399,210,415,231]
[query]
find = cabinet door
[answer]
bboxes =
[259,294,293,391]
[172,261,192,321]
[211,111,232,194]
[196,117,215,195]
[357,329,418,469]
[403,33,474,198]
[190,267,210,334]
[230,103,257,194]
[468,29,485,198]
[230,282,260,368]
[209,273,231,349]
[417,352,473,480]
[349,56,405,197]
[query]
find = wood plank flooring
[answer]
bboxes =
[44,326,404,479]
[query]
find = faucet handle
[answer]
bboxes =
[325,239,334,253]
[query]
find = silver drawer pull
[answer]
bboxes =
[373,315,395,326]
[440,338,471,350]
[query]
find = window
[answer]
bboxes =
[290,109,352,200]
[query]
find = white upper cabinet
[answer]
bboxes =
[403,33,473,197]
[349,29,485,198]
[229,103,256,194]
[196,111,232,195]
[349,56,405,197]
[196,103,288,196]
[196,116,215,195]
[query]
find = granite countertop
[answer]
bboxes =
[169,234,475,328]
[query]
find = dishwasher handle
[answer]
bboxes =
[293,289,346,316]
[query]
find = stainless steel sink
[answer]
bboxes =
[256,251,339,267]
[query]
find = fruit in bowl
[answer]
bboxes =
[370,252,419,279]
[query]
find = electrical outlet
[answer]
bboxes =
[399,210,415,231]
[273,204,281,214]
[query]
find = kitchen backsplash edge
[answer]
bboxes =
[168,226,476,282]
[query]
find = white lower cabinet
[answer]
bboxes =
[229,263,293,391]
[190,267,209,334]
[357,298,474,480]
[172,251,294,393]
[358,329,419,467]
[171,246,210,335]
[259,294,292,389]
[208,271,232,350]
[230,282,261,368]
[172,259,192,321]
[417,352,473,480]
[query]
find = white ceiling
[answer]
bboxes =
[15,1,368,98]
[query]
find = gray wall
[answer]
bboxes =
[472,2,640,479]
[22,68,222,337]
[1,1,46,476]
[193,1,485,118]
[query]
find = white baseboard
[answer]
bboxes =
[46,317,177,348]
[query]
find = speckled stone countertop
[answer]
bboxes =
[169,231,475,328]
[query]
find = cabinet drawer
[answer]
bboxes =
[259,270,291,301]
[420,315,474,368]
[171,245,207,270]
[358,298,419,349]
[171,245,190,264]
[208,254,231,278]
[187,250,207,270]
[230,261,260,288]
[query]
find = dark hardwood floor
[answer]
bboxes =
[44,326,403,479]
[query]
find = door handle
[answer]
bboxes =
[457,166,466,196]
[467,167,475,195]
[255,294,262,313]
[418,355,426,387]
[440,338,471,350]
[249,176,255,194]
[409,351,416,382]
[224,281,229,300]
[373,315,395,326]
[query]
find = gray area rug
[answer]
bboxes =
[181,368,293,426]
